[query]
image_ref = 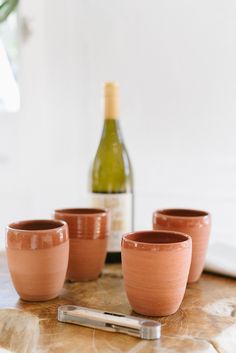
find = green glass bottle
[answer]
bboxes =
[90,82,134,263]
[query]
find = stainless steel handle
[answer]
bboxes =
[58,305,161,340]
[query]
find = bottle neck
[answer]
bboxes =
[102,81,121,138]
[101,118,122,140]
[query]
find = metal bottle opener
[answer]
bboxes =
[58,305,161,340]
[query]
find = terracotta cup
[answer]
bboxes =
[153,209,211,283]
[6,219,69,301]
[121,230,192,316]
[54,208,108,281]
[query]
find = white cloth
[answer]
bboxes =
[204,243,236,278]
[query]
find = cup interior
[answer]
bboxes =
[55,208,107,215]
[156,209,208,217]
[8,220,64,231]
[124,231,189,244]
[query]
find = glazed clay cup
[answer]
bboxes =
[6,219,69,301]
[153,209,211,283]
[54,208,108,281]
[121,230,192,317]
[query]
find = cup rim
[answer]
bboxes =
[122,230,191,250]
[54,208,108,216]
[154,208,210,219]
[7,219,67,233]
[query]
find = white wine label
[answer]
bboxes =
[90,193,133,252]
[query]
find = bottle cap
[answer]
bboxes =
[104,82,119,97]
[104,81,119,119]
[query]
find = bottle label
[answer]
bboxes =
[90,193,133,252]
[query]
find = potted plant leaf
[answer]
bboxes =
[0,0,19,23]
[0,0,20,111]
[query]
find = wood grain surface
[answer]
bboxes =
[0,252,236,353]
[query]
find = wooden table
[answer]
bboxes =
[0,252,236,353]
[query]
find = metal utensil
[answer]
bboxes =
[58,305,161,340]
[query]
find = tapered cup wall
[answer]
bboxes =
[153,209,211,283]
[54,208,108,281]
[121,230,192,316]
[6,220,69,301]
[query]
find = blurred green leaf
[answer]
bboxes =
[0,0,19,23]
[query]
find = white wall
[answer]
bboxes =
[0,0,236,248]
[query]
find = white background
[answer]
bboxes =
[0,0,236,248]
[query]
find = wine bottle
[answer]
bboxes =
[90,82,134,263]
